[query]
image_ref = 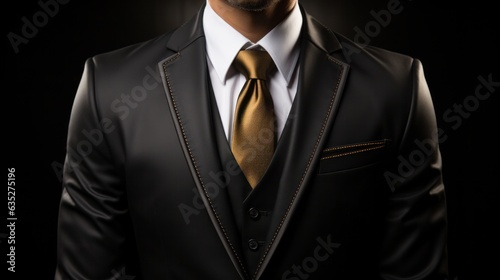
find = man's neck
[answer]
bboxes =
[208,0,296,43]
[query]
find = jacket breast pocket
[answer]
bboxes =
[318,139,391,174]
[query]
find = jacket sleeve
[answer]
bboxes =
[379,59,449,279]
[55,58,131,279]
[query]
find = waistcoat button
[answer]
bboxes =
[248,208,260,219]
[248,239,259,251]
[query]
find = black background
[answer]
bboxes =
[2,0,498,279]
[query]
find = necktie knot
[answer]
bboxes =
[234,50,275,80]
[231,49,276,188]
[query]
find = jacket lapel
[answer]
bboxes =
[253,8,350,279]
[157,4,350,279]
[158,8,249,280]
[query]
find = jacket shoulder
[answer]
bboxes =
[88,31,175,73]
[333,32,416,75]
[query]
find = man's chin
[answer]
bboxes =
[224,0,280,12]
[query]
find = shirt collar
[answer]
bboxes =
[203,1,302,85]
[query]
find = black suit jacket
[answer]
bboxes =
[55,5,448,280]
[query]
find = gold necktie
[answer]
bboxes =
[232,50,276,188]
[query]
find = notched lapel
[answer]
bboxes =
[158,8,249,280]
[253,8,350,280]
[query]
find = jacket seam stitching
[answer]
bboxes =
[320,144,385,160]
[162,57,249,279]
[253,57,345,279]
[322,140,386,152]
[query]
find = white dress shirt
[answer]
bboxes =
[203,1,303,142]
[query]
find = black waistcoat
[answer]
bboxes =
[209,88,295,275]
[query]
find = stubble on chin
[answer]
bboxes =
[224,0,281,11]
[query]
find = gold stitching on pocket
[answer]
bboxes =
[320,140,388,160]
